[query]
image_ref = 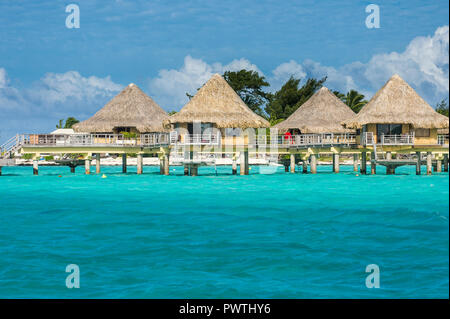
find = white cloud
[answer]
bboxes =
[148,26,448,110]
[29,71,122,106]
[148,55,261,110]
[0,69,122,140]
[302,25,449,102]
[1,25,448,141]
[269,60,307,90]
[0,68,8,88]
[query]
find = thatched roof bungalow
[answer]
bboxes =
[274,87,355,134]
[164,74,269,133]
[73,83,168,134]
[342,74,449,146]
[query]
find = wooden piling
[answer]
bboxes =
[122,154,127,173]
[232,155,237,175]
[85,159,91,175]
[310,154,317,174]
[0,166,2,176]
[33,160,38,175]
[353,153,358,172]
[290,154,296,173]
[184,165,189,176]
[164,155,170,175]
[137,154,143,175]
[436,157,442,173]
[244,149,249,175]
[426,152,432,175]
[370,152,376,175]
[360,152,367,174]
[96,153,101,174]
[444,154,449,172]
[240,150,249,175]
[191,164,198,176]
[416,151,421,175]
[333,153,340,173]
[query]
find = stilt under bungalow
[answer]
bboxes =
[85,158,91,175]
[436,156,442,173]
[427,152,432,175]
[290,154,296,173]
[137,154,143,175]
[353,154,359,172]
[371,152,376,174]
[332,153,340,173]
[33,159,38,175]
[416,152,422,175]
[310,154,317,174]
[444,154,449,172]
[122,154,127,173]
[302,160,308,173]
[96,153,101,174]
[360,152,367,174]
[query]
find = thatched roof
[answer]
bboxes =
[164,74,269,129]
[273,87,355,133]
[73,83,168,133]
[342,74,449,129]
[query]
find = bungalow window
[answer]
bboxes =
[187,123,213,135]
[376,124,402,143]
[415,128,430,137]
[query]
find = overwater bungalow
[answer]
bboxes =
[164,74,269,175]
[165,73,269,143]
[342,74,448,147]
[274,87,356,141]
[9,83,171,175]
[273,86,357,173]
[342,74,449,175]
[74,83,168,136]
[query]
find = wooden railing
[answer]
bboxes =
[362,132,415,146]
[18,133,170,147]
[170,132,221,145]
[379,133,414,145]
[255,133,356,147]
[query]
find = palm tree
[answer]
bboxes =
[344,90,368,113]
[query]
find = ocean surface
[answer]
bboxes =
[0,164,448,298]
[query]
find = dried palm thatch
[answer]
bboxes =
[73,84,168,133]
[164,74,269,129]
[342,74,449,129]
[274,87,355,133]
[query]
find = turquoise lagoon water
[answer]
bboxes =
[0,164,448,298]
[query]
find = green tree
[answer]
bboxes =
[343,90,368,113]
[436,99,449,117]
[223,70,270,116]
[56,119,64,129]
[265,76,327,121]
[168,111,177,115]
[333,89,368,113]
[56,117,80,129]
[333,90,345,101]
[64,117,80,128]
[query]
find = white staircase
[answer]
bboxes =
[0,135,24,159]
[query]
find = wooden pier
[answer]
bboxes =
[1,132,449,177]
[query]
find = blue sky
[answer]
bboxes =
[0,0,449,141]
